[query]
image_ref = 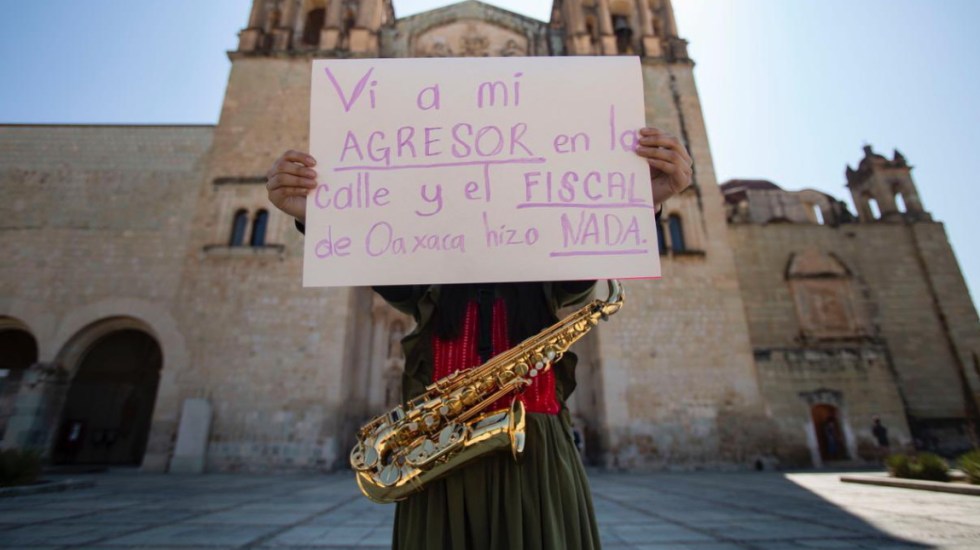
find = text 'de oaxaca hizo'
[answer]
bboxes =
[305,56,660,287]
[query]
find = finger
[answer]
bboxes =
[267,173,317,192]
[270,161,318,180]
[281,150,317,167]
[647,158,678,175]
[639,127,665,137]
[638,134,677,147]
[636,146,686,166]
[638,137,692,165]
[267,151,317,178]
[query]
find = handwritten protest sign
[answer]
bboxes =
[305,57,659,287]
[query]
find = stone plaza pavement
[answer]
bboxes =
[1,470,979,549]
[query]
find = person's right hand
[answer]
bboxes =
[266,150,318,224]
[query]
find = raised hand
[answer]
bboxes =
[266,150,318,223]
[634,128,693,209]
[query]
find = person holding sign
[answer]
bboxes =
[267,126,691,550]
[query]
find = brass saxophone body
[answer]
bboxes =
[350,280,625,504]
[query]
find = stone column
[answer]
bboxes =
[239,0,268,51]
[597,0,614,34]
[564,0,592,55]
[248,0,265,27]
[597,0,617,55]
[637,0,663,56]
[272,0,299,50]
[663,0,679,37]
[565,0,586,33]
[356,0,380,29]
[350,0,381,55]
[637,0,654,35]
[322,0,344,50]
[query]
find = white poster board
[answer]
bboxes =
[305,57,659,287]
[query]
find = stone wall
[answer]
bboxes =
[730,221,980,456]
[0,125,213,461]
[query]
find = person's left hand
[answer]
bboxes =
[634,127,693,210]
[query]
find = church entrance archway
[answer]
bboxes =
[811,404,847,462]
[53,327,162,465]
[0,319,38,444]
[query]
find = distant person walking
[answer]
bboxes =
[872,417,890,463]
[824,417,841,460]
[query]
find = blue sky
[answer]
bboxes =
[1,0,978,309]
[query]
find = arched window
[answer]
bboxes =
[895,193,907,213]
[302,8,326,46]
[230,209,249,246]
[612,14,633,54]
[343,8,356,33]
[868,198,881,220]
[668,214,686,253]
[812,205,825,225]
[250,210,269,247]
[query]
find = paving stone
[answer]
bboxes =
[184,509,315,525]
[0,521,138,546]
[96,523,281,546]
[608,523,716,544]
[263,525,373,546]
[0,471,978,548]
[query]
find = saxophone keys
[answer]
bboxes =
[440,397,463,417]
[349,444,366,468]
[461,387,479,406]
[514,362,529,377]
[378,463,401,487]
[406,439,437,466]
[363,446,378,468]
[544,347,558,361]
[422,412,440,431]
[438,423,466,448]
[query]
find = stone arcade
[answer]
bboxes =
[1,1,978,473]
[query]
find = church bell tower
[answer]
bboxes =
[554,0,688,59]
[846,146,931,223]
[238,0,394,56]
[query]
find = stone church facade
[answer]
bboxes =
[1,0,978,473]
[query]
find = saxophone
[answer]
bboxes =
[350,280,625,504]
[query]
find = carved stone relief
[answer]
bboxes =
[415,21,528,58]
[787,250,870,340]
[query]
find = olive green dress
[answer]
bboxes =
[376,283,603,550]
